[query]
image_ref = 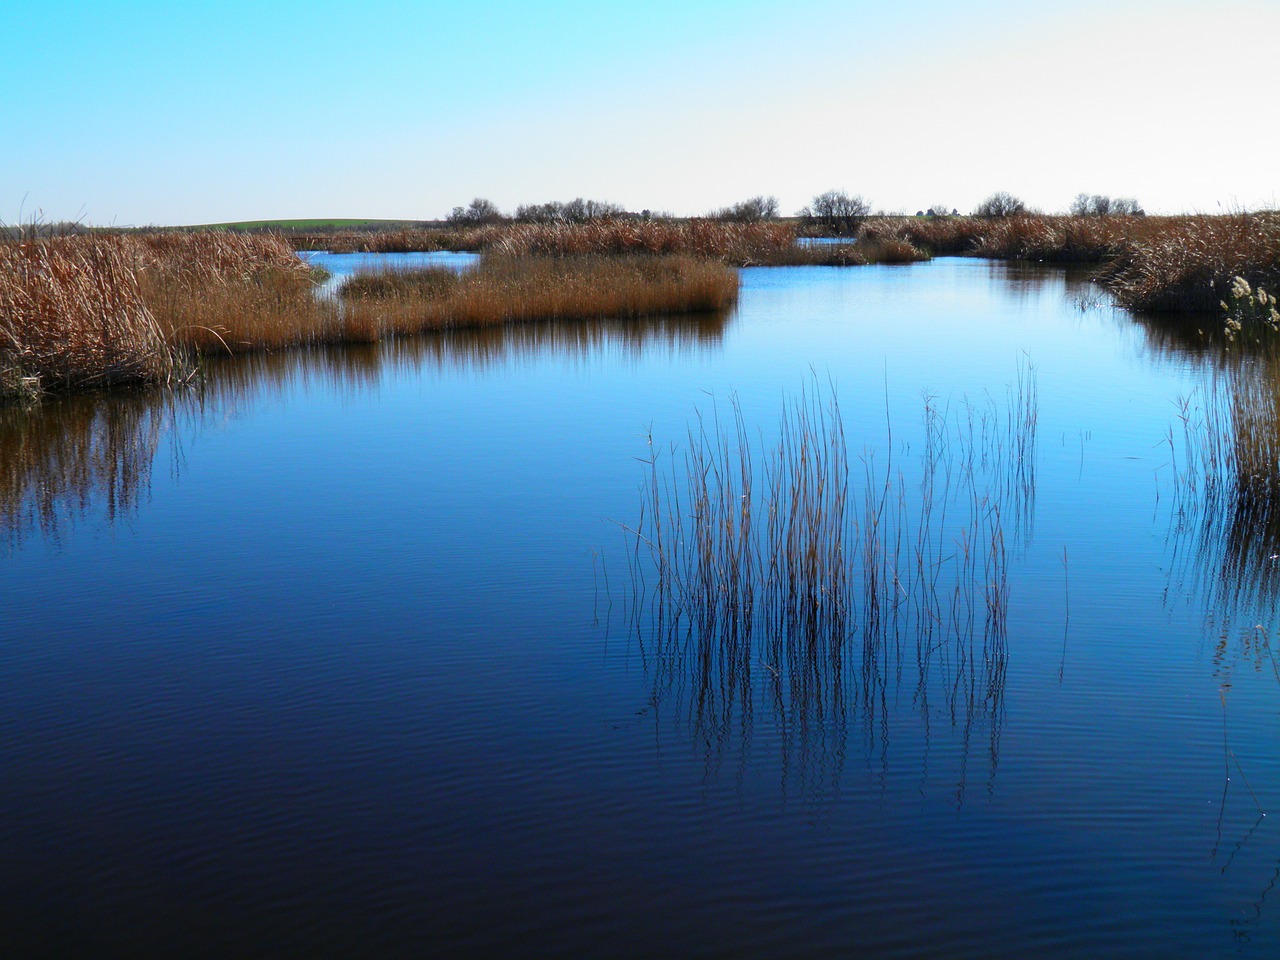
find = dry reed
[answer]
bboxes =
[1104,213,1280,313]
[337,255,739,339]
[0,236,177,394]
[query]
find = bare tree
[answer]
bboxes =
[797,190,871,234]
[514,198,626,223]
[447,197,505,225]
[715,195,780,222]
[973,192,1027,218]
[1071,193,1144,216]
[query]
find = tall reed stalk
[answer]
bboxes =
[618,364,1037,779]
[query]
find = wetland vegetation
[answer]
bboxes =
[6,207,1279,401]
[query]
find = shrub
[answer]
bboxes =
[973,192,1027,218]
[714,196,780,222]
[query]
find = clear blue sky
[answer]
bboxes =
[3,0,1276,224]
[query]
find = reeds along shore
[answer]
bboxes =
[866,212,1280,312]
[293,212,1280,312]
[6,212,1278,397]
[0,232,330,396]
[0,233,741,397]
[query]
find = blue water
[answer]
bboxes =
[1,257,1277,957]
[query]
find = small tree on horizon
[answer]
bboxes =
[973,192,1026,218]
[797,190,871,234]
[1071,193,1144,216]
[714,195,780,222]
[447,197,505,226]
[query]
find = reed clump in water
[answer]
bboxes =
[1169,351,1280,629]
[489,219,799,264]
[858,213,1280,313]
[619,365,1037,770]
[337,254,739,339]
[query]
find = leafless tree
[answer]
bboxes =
[973,192,1027,218]
[797,190,871,234]
[447,197,505,225]
[714,195,780,222]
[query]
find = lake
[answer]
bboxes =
[3,256,1278,958]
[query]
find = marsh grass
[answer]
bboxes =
[337,255,739,339]
[865,213,1280,312]
[0,236,178,394]
[5,234,736,397]
[617,365,1037,779]
[1104,214,1280,313]
[1170,354,1280,626]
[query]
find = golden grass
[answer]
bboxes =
[292,218,941,266]
[338,255,739,339]
[487,219,796,262]
[863,213,1280,311]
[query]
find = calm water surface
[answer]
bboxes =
[3,258,1278,957]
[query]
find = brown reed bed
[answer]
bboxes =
[132,232,339,354]
[336,254,739,340]
[859,213,1280,312]
[1103,213,1280,313]
[1,233,746,398]
[293,226,501,254]
[294,219,923,266]
[0,236,177,396]
[488,219,798,264]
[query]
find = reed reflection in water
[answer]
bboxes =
[617,365,1037,800]
[0,311,733,545]
[1169,350,1280,633]
[0,391,173,547]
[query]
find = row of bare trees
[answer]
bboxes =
[443,189,1146,232]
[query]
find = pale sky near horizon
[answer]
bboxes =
[4,0,1276,225]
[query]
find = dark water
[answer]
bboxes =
[3,258,1279,958]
